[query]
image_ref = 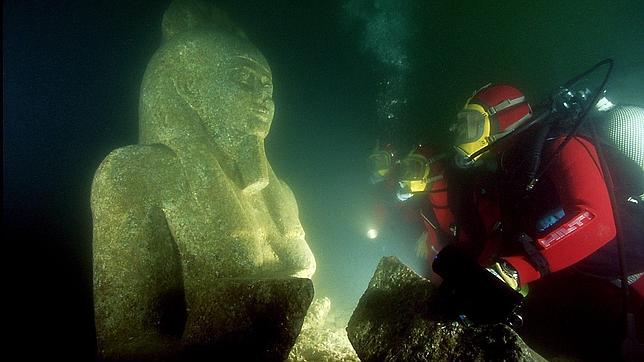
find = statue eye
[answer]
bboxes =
[234,68,259,90]
[232,66,270,93]
[237,71,252,85]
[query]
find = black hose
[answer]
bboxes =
[563,58,614,89]
[531,59,614,185]
[523,122,552,189]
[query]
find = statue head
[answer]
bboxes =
[139,0,275,150]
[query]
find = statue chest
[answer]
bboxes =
[164,183,292,277]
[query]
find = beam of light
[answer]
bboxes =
[366,228,379,239]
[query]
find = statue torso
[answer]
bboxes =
[136,146,308,281]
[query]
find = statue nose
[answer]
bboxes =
[260,87,273,106]
[259,75,273,98]
[261,88,271,101]
[263,84,273,98]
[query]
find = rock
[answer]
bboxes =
[300,297,332,329]
[347,256,546,361]
[91,0,315,360]
[181,277,314,361]
[288,297,360,362]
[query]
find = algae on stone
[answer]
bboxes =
[91,1,315,359]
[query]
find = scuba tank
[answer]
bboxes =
[594,104,644,213]
[595,105,644,173]
[593,104,644,362]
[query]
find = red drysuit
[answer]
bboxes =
[425,135,618,286]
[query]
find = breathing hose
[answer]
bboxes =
[530,58,614,188]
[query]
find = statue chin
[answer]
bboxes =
[248,116,272,137]
[236,134,270,194]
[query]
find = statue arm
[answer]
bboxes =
[92,147,184,359]
[270,180,316,279]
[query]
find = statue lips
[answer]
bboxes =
[254,107,271,119]
[248,106,273,135]
[254,100,274,121]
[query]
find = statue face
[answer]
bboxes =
[230,55,275,136]
[200,49,275,139]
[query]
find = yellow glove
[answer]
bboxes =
[487,261,529,297]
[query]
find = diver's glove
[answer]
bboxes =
[486,261,528,297]
[432,245,525,326]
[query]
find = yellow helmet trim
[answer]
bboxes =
[409,179,428,193]
[454,103,491,162]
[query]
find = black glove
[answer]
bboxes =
[432,245,525,326]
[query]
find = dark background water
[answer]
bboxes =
[4,0,643,359]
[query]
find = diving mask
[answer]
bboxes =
[397,150,445,198]
[368,144,397,183]
[398,153,430,193]
[452,103,492,168]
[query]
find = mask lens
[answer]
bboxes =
[401,157,425,181]
[398,154,430,193]
[369,151,392,176]
[454,110,486,144]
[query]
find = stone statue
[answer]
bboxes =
[91,1,316,360]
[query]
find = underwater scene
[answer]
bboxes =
[5,0,643,361]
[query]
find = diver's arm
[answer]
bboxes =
[423,178,455,254]
[502,136,617,285]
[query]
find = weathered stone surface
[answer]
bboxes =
[91,0,315,360]
[180,277,313,361]
[347,256,546,361]
[288,297,360,362]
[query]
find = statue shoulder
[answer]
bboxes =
[266,171,297,202]
[91,144,180,208]
[279,180,299,204]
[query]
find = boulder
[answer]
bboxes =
[181,277,314,361]
[347,256,546,361]
[288,297,360,362]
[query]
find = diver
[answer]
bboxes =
[394,144,452,263]
[367,141,452,273]
[426,80,644,360]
